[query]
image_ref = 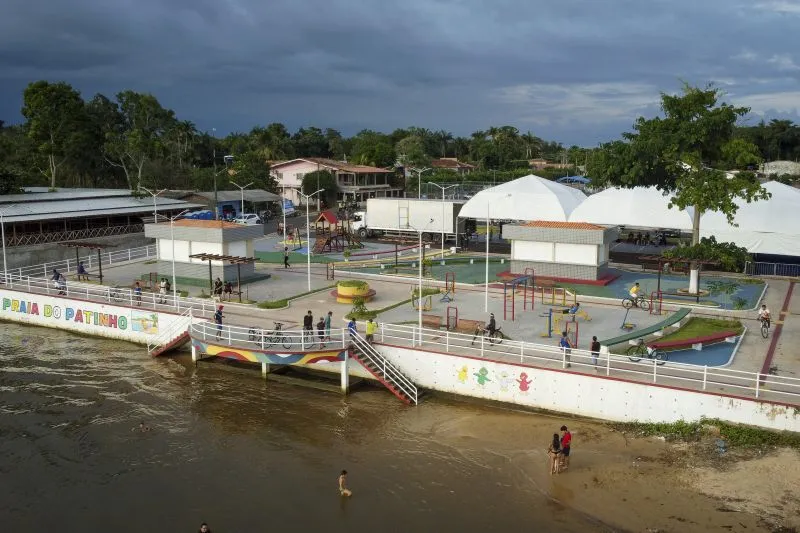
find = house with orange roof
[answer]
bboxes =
[270,158,402,206]
[430,158,476,175]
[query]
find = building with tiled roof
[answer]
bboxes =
[430,158,476,175]
[269,158,401,206]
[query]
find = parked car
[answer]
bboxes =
[233,213,263,225]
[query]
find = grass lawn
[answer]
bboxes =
[654,317,743,347]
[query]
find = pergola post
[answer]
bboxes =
[207,259,213,293]
[237,263,242,303]
[97,249,103,284]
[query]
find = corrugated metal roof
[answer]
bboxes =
[192,189,281,202]
[0,197,202,223]
[5,188,134,203]
[521,221,605,230]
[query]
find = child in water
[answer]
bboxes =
[338,470,352,497]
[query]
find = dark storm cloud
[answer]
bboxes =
[1,0,799,144]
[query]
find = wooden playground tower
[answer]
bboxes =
[312,210,364,254]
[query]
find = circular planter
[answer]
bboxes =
[332,282,375,304]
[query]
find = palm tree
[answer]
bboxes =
[434,130,453,158]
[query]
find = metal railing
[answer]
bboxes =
[375,323,800,406]
[147,308,193,354]
[0,272,214,318]
[12,244,156,279]
[190,321,351,352]
[4,223,144,247]
[745,261,800,278]
[351,331,418,404]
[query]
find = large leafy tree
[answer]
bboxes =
[350,130,394,167]
[227,150,277,192]
[587,84,768,292]
[21,81,86,188]
[301,169,338,208]
[395,135,430,168]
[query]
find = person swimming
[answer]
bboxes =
[132,421,150,432]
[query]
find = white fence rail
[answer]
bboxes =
[376,323,800,406]
[190,321,350,352]
[12,245,157,279]
[0,271,214,318]
[351,331,418,404]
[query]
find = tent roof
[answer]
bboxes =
[700,181,800,234]
[568,186,694,230]
[458,175,587,221]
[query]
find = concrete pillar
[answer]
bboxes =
[340,350,349,394]
[191,343,198,364]
[261,362,270,379]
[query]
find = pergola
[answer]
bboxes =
[638,255,720,301]
[58,240,118,284]
[188,253,256,302]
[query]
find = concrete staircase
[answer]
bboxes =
[350,332,419,405]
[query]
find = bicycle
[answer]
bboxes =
[471,325,504,346]
[621,295,650,311]
[626,338,666,365]
[760,317,770,339]
[249,322,293,349]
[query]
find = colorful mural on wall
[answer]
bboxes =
[1,295,129,330]
[192,340,345,366]
[131,311,159,334]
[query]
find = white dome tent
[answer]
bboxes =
[568,186,694,230]
[458,175,587,222]
[700,181,800,256]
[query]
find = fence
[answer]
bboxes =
[0,271,214,318]
[3,223,144,247]
[374,323,800,406]
[11,245,156,279]
[190,321,350,352]
[745,261,800,278]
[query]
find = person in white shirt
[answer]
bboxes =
[757,304,771,328]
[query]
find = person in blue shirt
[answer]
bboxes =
[559,331,573,368]
[214,305,224,340]
[77,261,89,281]
[347,318,357,339]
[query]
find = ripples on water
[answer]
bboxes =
[0,323,612,532]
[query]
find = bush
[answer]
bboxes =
[662,236,751,272]
[338,280,368,289]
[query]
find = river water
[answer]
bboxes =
[0,323,616,532]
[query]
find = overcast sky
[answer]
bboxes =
[1,0,799,145]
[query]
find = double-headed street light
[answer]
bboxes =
[410,167,431,198]
[485,194,512,312]
[169,209,191,305]
[230,180,254,216]
[427,181,458,255]
[0,208,7,287]
[298,188,324,291]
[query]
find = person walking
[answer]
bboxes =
[159,277,167,304]
[317,316,326,348]
[547,433,562,475]
[134,281,142,306]
[590,335,601,366]
[324,311,332,341]
[338,470,352,497]
[559,425,572,471]
[559,331,573,368]
[303,310,314,344]
[213,277,223,300]
[214,305,224,340]
[347,318,357,340]
[284,246,290,269]
[365,318,377,343]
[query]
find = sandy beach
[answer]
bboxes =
[432,403,800,533]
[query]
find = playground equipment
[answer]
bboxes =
[535,285,576,307]
[326,263,335,280]
[440,271,456,303]
[312,210,364,254]
[503,273,535,321]
[411,287,433,311]
[540,308,554,338]
[566,320,579,349]
[649,290,663,315]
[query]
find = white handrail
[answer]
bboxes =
[13,245,157,279]
[190,321,350,351]
[350,331,418,404]
[147,308,193,353]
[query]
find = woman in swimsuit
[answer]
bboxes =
[547,433,561,475]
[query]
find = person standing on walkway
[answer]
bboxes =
[590,335,601,366]
[214,305,224,340]
[325,310,332,341]
[303,310,314,343]
[317,316,326,348]
[559,331,573,368]
[159,278,167,304]
[365,318,377,343]
[134,282,142,306]
[284,247,290,269]
[559,425,572,471]
[347,318,357,340]
[213,277,223,300]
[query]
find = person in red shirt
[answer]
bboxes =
[560,425,572,471]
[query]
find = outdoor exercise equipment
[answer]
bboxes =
[447,306,458,330]
[411,287,433,311]
[440,271,456,303]
[503,274,534,321]
[540,308,554,338]
[326,262,335,280]
[565,320,579,349]
[620,307,636,330]
[649,290,663,315]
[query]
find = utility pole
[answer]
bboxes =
[212,128,218,220]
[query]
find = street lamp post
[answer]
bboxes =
[169,209,190,305]
[140,187,166,259]
[298,188,324,291]
[410,167,431,198]
[230,180,254,216]
[427,182,458,255]
[0,210,7,287]
[485,194,511,312]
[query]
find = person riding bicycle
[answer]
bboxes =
[486,313,497,335]
[629,282,642,306]
[758,304,771,329]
